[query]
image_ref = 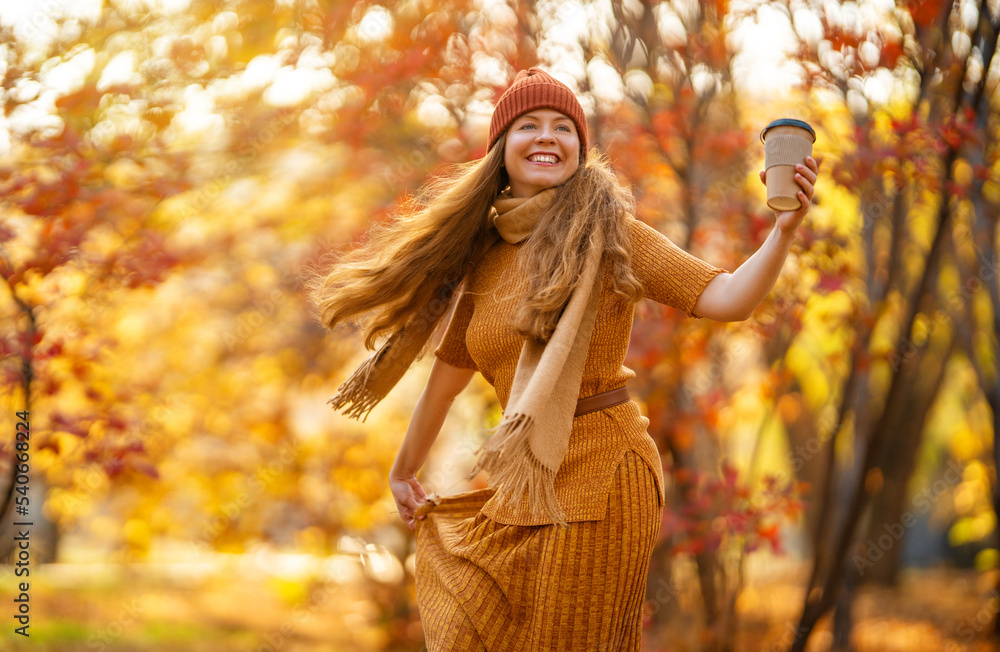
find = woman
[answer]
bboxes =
[314,68,818,650]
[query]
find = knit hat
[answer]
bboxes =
[488,67,589,155]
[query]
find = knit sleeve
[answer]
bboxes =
[433,288,478,370]
[628,218,727,317]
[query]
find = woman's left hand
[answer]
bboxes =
[759,156,820,235]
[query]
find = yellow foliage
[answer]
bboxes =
[949,425,983,460]
[952,160,974,187]
[949,513,996,547]
[974,548,998,572]
[983,179,1000,204]
[124,518,152,549]
[785,342,830,407]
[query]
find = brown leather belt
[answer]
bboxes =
[574,386,630,417]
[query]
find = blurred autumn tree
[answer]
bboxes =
[773,0,1000,649]
[0,8,196,561]
[0,1,996,651]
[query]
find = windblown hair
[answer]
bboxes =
[309,138,644,347]
[309,143,505,350]
[510,149,643,341]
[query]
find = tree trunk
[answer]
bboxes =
[781,388,834,558]
[862,338,952,585]
[0,300,57,564]
[831,566,856,652]
[0,472,59,564]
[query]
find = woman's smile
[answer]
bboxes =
[527,153,560,165]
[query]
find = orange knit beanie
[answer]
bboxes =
[488,67,589,155]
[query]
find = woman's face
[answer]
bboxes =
[503,109,581,198]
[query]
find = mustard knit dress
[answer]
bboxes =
[414,217,724,651]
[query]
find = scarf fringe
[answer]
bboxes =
[328,280,462,422]
[326,355,379,421]
[327,336,401,422]
[466,413,568,527]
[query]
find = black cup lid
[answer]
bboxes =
[760,118,816,144]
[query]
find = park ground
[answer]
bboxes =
[0,554,997,652]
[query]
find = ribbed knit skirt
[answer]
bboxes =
[414,450,662,651]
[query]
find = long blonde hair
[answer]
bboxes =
[310,139,643,346]
[511,149,642,341]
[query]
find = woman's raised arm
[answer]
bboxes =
[389,357,476,530]
[692,157,819,321]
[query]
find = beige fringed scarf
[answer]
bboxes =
[329,188,604,526]
[327,282,459,421]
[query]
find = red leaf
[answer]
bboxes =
[721,461,739,487]
[816,273,844,293]
[880,41,904,68]
[756,523,782,552]
[51,412,88,438]
[907,0,947,28]
[104,458,125,478]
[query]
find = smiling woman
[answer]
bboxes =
[503,110,581,198]
[313,66,817,651]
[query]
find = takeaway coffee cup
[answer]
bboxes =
[760,118,816,211]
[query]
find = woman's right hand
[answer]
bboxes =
[390,471,428,531]
[387,359,474,531]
